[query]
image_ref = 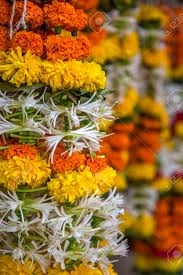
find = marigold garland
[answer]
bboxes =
[0,47,42,87]
[138,4,168,27]
[0,156,51,190]
[0,26,10,51]
[40,60,106,92]
[126,163,156,181]
[0,256,117,275]
[12,1,44,29]
[12,31,43,56]
[0,48,106,91]
[0,0,10,26]
[43,2,88,31]
[48,166,116,203]
[4,144,37,160]
[142,48,168,69]
[45,34,90,61]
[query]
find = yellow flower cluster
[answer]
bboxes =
[138,96,169,127]
[126,163,156,181]
[172,66,183,80]
[131,214,155,238]
[0,47,106,92]
[89,32,139,64]
[0,156,51,191]
[48,166,117,203]
[120,32,139,60]
[89,36,122,65]
[114,86,139,118]
[175,122,183,138]
[41,60,106,92]
[0,47,42,87]
[152,177,172,193]
[138,4,168,26]
[142,48,169,69]
[135,254,183,273]
[0,256,117,275]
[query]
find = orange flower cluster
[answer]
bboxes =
[12,1,43,29]
[0,0,10,26]
[86,30,108,46]
[45,34,90,61]
[44,2,88,31]
[153,197,183,252]
[12,31,43,56]
[52,146,107,173]
[102,122,133,171]
[130,114,162,164]
[4,144,37,160]
[75,0,99,11]
[0,26,10,51]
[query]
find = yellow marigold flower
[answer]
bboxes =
[40,60,106,92]
[157,257,183,273]
[139,96,169,127]
[152,177,172,193]
[142,48,169,69]
[0,47,42,87]
[94,166,117,194]
[70,264,117,275]
[175,122,183,138]
[121,32,139,60]
[115,173,127,190]
[98,118,113,131]
[114,87,138,118]
[48,166,97,203]
[0,255,43,275]
[173,179,183,194]
[138,4,168,26]
[89,36,121,64]
[135,254,155,272]
[48,166,116,203]
[0,156,51,191]
[126,163,156,181]
[119,211,135,232]
[132,214,155,237]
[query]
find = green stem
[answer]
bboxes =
[17,186,48,193]
[0,146,9,150]
[10,134,39,139]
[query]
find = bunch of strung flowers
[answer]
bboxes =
[0,0,127,274]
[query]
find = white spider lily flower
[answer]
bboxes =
[48,239,80,269]
[46,123,105,162]
[4,216,40,235]
[75,192,102,211]
[0,115,21,135]
[0,192,23,221]
[13,247,25,263]
[26,241,50,273]
[45,207,73,236]
[0,91,14,114]
[70,212,99,242]
[76,95,114,122]
[27,195,57,223]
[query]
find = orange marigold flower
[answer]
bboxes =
[107,150,127,171]
[12,31,43,56]
[86,154,107,173]
[12,1,43,29]
[0,0,10,26]
[52,151,86,173]
[45,34,90,61]
[4,144,37,160]
[44,2,88,31]
[86,29,108,46]
[131,147,155,163]
[135,130,161,151]
[106,133,130,150]
[75,0,99,10]
[0,26,10,51]
[139,117,162,130]
[111,122,134,134]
